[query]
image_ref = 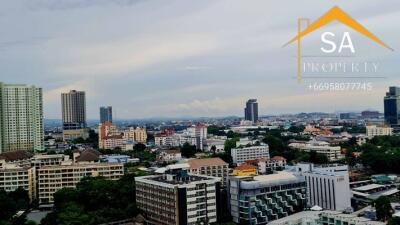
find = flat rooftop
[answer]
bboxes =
[353,184,384,192]
[253,171,297,182]
[136,173,220,186]
[147,174,212,185]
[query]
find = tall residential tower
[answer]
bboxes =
[61,90,88,140]
[100,106,112,123]
[244,99,258,123]
[384,86,400,129]
[0,83,44,153]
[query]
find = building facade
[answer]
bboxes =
[100,106,112,123]
[384,86,400,128]
[244,99,259,123]
[187,158,229,183]
[135,164,221,225]
[124,127,147,143]
[227,171,307,224]
[0,83,44,153]
[0,160,36,200]
[295,163,351,211]
[288,141,342,161]
[61,90,87,140]
[366,125,393,137]
[37,163,124,204]
[231,145,270,165]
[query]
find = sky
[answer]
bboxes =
[1,0,400,119]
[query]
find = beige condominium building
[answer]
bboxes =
[0,159,36,200]
[37,162,124,204]
[0,83,44,153]
[187,157,229,184]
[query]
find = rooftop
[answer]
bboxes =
[187,157,228,169]
[253,171,297,182]
[235,164,257,170]
[0,150,33,162]
[353,184,384,192]
[271,156,286,161]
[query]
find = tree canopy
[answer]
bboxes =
[41,175,137,225]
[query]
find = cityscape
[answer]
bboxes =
[1,1,400,225]
[1,83,400,225]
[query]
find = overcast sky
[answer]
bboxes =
[1,0,399,119]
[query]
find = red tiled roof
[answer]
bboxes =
[76,149,101,162]
[271,156,286,161]
[0,150,33,162]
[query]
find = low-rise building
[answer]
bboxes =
[187,157,229,183]
[227,171,307,224]
[156,149,182,163]
[288,140,342,161]
[366,125,393,138]
[37,162,124,204]
[231,145,269,165]
[205,138,226,153]
[0,160,36,200]
[245,156,287,174]
[135,164,221,225]
[63,128,89,141]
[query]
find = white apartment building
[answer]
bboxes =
[135,164,221,225]
[0,83,44,153]
[288,140,342,161]
[187,124,207,139]
[291,163,352,211]
[155,125,206,150]
[155,133,202,150]
[205,138,226,153]
[366,125,393,138]
[37,162,124,204]
[231,145,270,165]
[0,160,36,200]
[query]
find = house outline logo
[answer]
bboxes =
[284,6,393,82]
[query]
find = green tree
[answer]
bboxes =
[134,143,146,151]
[42,175,138,225]
[57,203,91,225]
[373,196,393,222]
[207,125,228,136]
[224,138,238,157]
[288,125,305,133]
[388,217,400,225]
[0,190,16,222]
[181,142,197,158]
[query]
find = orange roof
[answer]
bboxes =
[271,156,286,161]
[235,164,256,170]
[187,157,228,169]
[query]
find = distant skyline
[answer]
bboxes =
[0,0,399,119]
